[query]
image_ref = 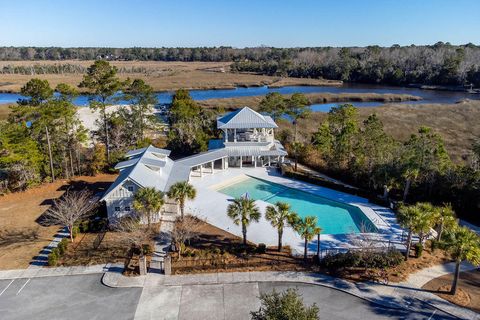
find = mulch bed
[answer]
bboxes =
[422,269,480,313]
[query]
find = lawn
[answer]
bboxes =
[0,174,117,270]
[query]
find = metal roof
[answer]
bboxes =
[176,149,228,167]
[217,107,278,129]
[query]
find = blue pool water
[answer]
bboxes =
[218,177,377,235]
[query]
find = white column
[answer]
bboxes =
[240,156,242,168]
[211,161,214,174]
[200,165,203,177]
[268,156,271,166]
[254,156,257,168]
[234,128,237,142]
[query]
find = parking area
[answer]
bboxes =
[0,274,458,320]
[0,274,141,320]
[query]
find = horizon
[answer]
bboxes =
[1,0,479,48]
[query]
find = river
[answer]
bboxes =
[0,83,477,110]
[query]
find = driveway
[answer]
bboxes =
[0,274,141,320]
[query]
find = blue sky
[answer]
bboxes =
[0,0,479,47]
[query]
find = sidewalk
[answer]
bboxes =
[103,262,479,320]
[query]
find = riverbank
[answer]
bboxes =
[198,92,422,110]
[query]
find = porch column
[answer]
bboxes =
[200,164,203,177]
[268,156,271,166]
[240,156,242,168]
[281,156,285,163]
[211,161,214,174]
[221,157,225,170]
[234,128,237,142]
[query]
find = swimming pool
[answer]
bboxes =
[218,176,377,235]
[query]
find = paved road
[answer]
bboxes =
[0,275,458,320]
[0,274,142,320]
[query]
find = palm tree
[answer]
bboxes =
[397,204,421,260]
[294,216,322,261]
[167,181,196,219]
[434,204,456,241]
[265,202,299,251]
[227,197,261,246]
[132,187,164,227]
[442,225,480,295]
[413,202,437,245]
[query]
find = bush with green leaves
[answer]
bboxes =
[256,243,267,254]
[57,238,69,255]
[321,249,403,272]
[414,243,423,257]
[251,288,319,320]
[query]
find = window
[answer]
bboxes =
[127,186,134,192]
[114,207,121,212]
[125,206,131,212]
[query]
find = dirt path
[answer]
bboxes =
[0,174,117,270]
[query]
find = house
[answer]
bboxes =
[101,107,287,221]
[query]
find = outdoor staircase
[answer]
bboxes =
[149,214,175,273]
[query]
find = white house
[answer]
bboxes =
[101,107,287,221]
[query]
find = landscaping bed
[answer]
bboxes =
[422,269,480,313]
[171,221,316,274]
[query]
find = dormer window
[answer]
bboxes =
[127,186,134,192]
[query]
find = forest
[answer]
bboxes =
[1,43,480,87]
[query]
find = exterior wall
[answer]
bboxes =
[105,180,138,222]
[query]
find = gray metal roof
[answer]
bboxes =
[126,146,171,158]
[176,149,228,167]
[217,107,278,129]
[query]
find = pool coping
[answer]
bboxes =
[188,167,406,256]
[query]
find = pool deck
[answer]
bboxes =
[186,167,406,256]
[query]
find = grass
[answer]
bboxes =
[0,174,117,269]
[198,92,421,111]
[0,103,13,120]
[0,60,340,93]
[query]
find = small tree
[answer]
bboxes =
[44,190,97,242]
[442,225,480,295]
[290,141,306,172]
[171,214,202,260]
[434,204,456,241]
[251,289,319,320]
[265,201,298,251]
[227,197,261,246]
[132,187,164,227]
[167,181,197,219]
[294,216,321,261]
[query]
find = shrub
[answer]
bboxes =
[321,249,403,272]
[415,243,423,257]
[78,220,89,233]
[71,226,80,239]
[57,238,69,255]
[142,244,153,255]
[256,243,267,254]
[48,253,58,266]
[251,288,319,320]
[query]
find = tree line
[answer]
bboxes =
[1,43,479,87]
[256,94,480,224]
[0,61,160,193]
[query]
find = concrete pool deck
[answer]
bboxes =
[185,167,406,256]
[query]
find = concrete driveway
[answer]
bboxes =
[0,274,141,320]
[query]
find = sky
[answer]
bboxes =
[0,0,479,48]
